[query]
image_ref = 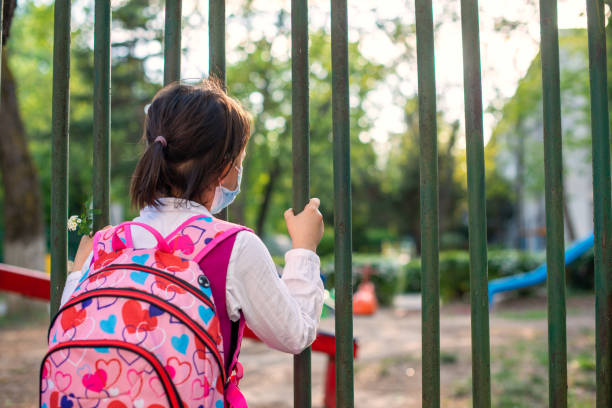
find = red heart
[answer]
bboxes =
[82,369,107,392]
[60,306,87,331]
[93,249,125,270]
[107,402,127,408]
[154,251,189,271]
[153,279,186,294]
[122,300,158,333]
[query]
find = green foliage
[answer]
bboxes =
[321,253,406,306]
[403,249,546,301]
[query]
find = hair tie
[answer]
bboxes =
[154,135,167,147]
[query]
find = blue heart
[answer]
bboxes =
[200,286,212,297]
[60,395,73,408]
[81,298,92,308]
[52,333,57,343]
[130,270,148,285]
[100,314,117,334]
[132,254,150,265]
[149,305,164,317]
[171,334,189,355]
[215,401,224,408]
[204,238,213,244]
[42,404,48,408]
[198,216,213,222]
[198,305,214,324]
[94,347,110,353]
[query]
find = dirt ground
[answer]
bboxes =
[0,294,597,408]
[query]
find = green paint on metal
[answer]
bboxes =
[93,0,111,231]
[415,0,440,406]
[539,1,568,406]
[50,0,71,319]
[0,0,4,104]
[209,0,226,221]
[585,0,612,405]
[164,0,181,85]
[291,1,312,406]
[209,0,225,85]
[459,0,491,406]
[331,1,354,407]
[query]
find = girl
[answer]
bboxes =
[57,79,324,406]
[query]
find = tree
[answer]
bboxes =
[0,0,45,270]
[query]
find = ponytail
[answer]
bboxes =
[130,139,171,209]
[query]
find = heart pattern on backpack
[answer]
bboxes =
[42,216,250,408]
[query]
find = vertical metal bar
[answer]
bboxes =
[415,0,440,406]
[93,0,111,231]
[459,1,491,406]
[1,0,4,102]
[209,0,225,85]
[331,1,354,407]
[209,0,227,221]
[164,0,181,85]
[50,0,71,318]
[291,1,312,407]
[539,1,568,406]
[585,0,612,405]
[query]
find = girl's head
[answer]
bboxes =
[130,78,251,209]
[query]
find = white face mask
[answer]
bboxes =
[209,166,243,214]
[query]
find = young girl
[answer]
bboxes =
[56,79,324,407]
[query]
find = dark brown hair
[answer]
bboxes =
[130,78,251,209]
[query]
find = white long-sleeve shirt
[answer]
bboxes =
[61,197,324,354]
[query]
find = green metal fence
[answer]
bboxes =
[38,0,612,407]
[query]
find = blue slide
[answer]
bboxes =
[488,233,594,306]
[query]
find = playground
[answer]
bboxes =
[0,293,598,407]
[1,0,611,407]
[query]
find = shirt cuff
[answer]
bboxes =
[284,248,320,267]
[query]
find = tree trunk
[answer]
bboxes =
[0,48,45,270]
[255,155,282,236]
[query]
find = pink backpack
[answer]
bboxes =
[41,215,251,408]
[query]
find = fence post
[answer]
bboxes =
[93,0,111,230]
[50,0,72,318]
[459,0,491,406]
[209,0,225,85]
[164,0,181,86]
[291,1,312,407]
[1,0,4,104]
[539,1,568,406]
[585,0,612,405]
[415,0,440,406]
[331,1,354,407]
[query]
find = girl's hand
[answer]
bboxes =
[72,225,112,272]
[284,198,324,252]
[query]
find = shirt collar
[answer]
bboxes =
[140,197,212,217]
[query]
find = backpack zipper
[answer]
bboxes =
[77,263,215,310]
[40,339,180,407]
[51,288,226,383]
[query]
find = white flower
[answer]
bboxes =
[67,215,80,231]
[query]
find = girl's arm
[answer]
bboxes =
[226,230,324,354]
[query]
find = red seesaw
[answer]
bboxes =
[0,263,357,408]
